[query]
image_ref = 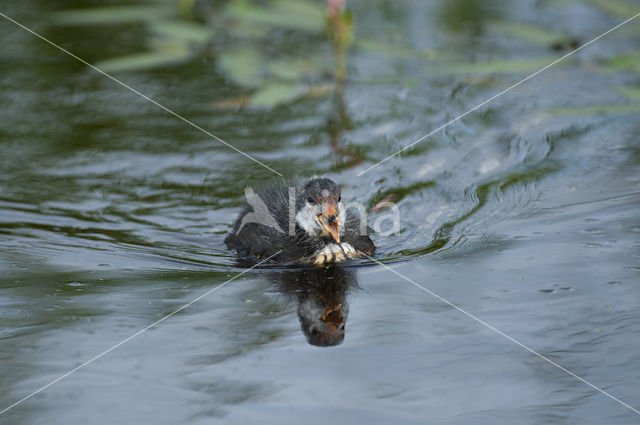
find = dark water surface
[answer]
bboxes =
[1,0,640,423]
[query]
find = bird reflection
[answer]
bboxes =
[267,266,358,347]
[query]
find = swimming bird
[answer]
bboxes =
[268,266,358,346]
[225,177,374,265]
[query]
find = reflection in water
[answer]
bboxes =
[268,267,358,347]
[2,0,640,422]
[328,83,363,169]
[439,0,502,37]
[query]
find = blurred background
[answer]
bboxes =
[1,0,639,423]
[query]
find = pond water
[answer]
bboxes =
[1,0,639,423]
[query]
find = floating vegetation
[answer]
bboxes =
[217,47,264,88]
[490,21,576,48]
[250,83,305,108]
[606,53,640,73]
[49,0,334,109]
[150,20,214,44]
[543,0,639,18]
[548,104,640,115]
[212,84,333,110]
[50,5,175,26]
[94,43,192,73]
[426,57,562,75]
[50,2,213,73]
[587,0,639,18]
[614,85,640,100]
[226,0,325,33]
[48,0,640,112]
[356,38,460,61]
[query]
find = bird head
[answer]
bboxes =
[296,178,343,243]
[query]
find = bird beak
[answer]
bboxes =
[317,201,340,243]
[321,304,344,335]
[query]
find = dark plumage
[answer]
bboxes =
[225,178,374,264]
[268,266,358,346]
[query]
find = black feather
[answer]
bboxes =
[225,178,374,264]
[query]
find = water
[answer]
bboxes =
[1,0,639,423]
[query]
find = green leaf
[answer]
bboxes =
[278,0,325,31]
[178,0,197,16]
[50,5,173,26]
[150,20,214,44]
[250,83,303,108]
[549,104,640,115]
[217,47,264,87]
[266,60,307,81]
[226,0,324,33]
[613,85,640,100]
[94,43,191,73]
[491,21,571,45]
[607,53,640,73]
[588,0,639,18]
[426,57,560,75]
[266,55,328,81]
[355,76,421,87]
[356,38,460,61]
[231,22,272,39]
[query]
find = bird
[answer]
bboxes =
[225,177,374,265]
[268,266,358,346]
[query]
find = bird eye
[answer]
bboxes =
[307,197,316,204]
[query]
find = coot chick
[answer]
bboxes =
[268,266,358,346]
[225,178,374,265]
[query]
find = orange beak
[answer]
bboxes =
[317,200,340,243]
[321,304,344,334]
